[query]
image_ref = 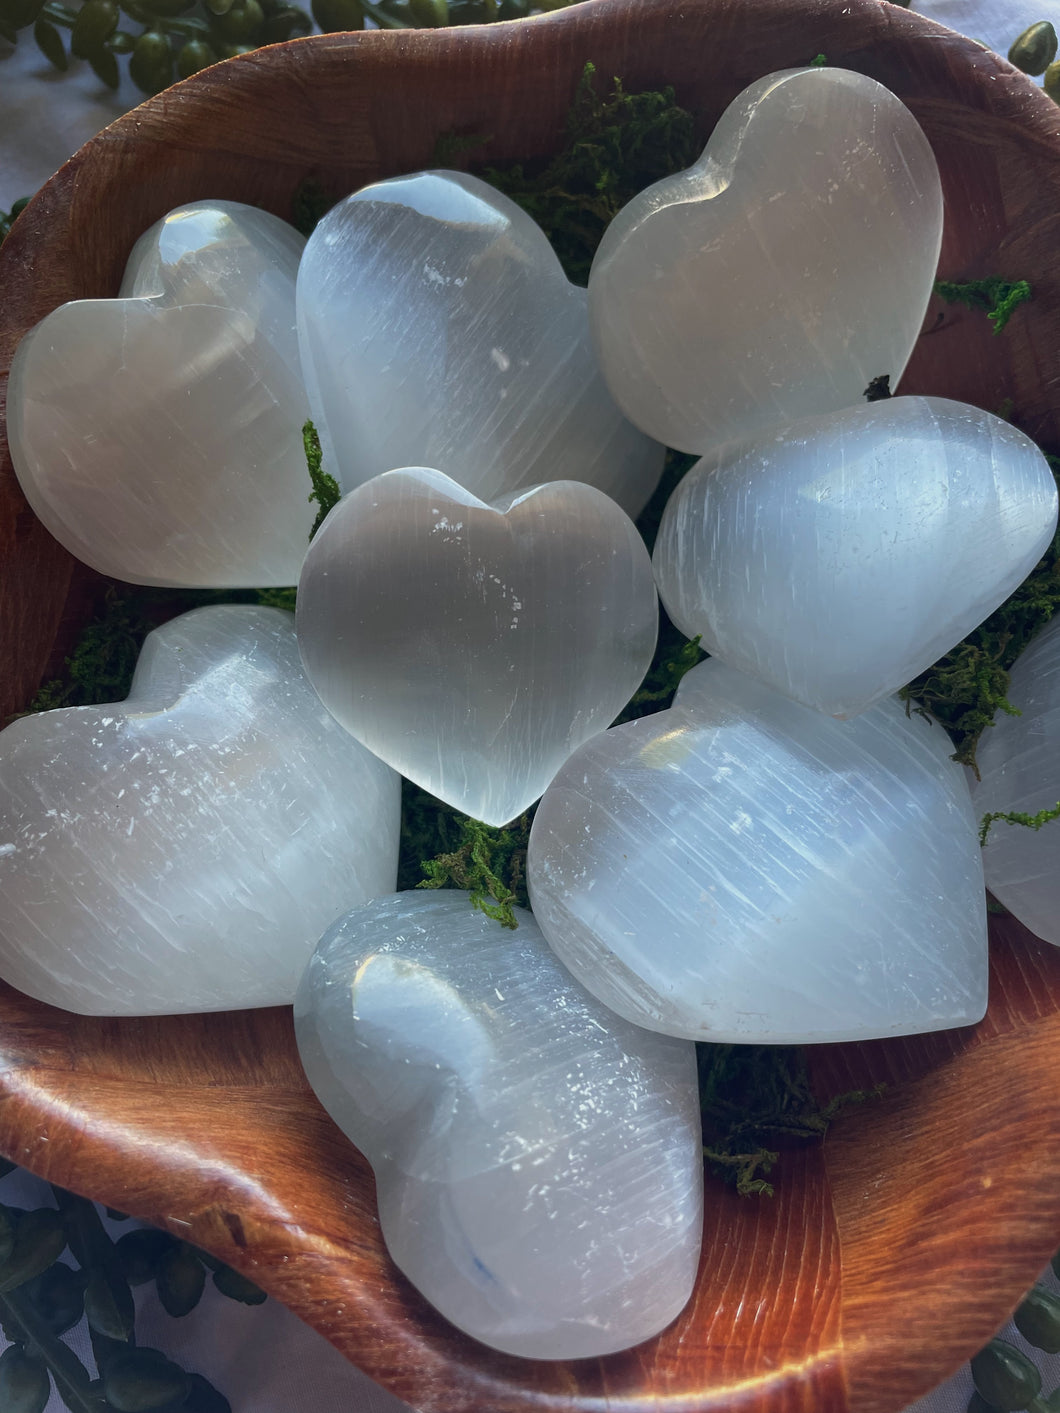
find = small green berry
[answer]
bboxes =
[971,1338,1042,1411]
[129,28,173,93]
[71,0,119,57]
[176,37,217,76]
[1009,21,1058,76]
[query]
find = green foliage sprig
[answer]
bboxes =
[1,199,29,245]
[698,1046,883,1196]
[0,0,578,96]
[482,60,699,285]
[0,1167,264,1413]
[903,456,1060,772]
[980,802,1060,847]
[303,420,340,538]
[417,813,530,927]
[935,277,1033,335]
[968,1280,1060,1413]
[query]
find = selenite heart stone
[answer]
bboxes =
[653,396,1058,718]
[527,659,988,1043]
[588,66,943,453]
[296,468,658,825]
[295,170,665,517]
[0,606,400,1015]
[8,201,314,587]
[294,891,703,1359]
[976,615,1060,945]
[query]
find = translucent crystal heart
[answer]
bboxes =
[588,67,943,453]
[294,891,704,1359]
[296,468,658,825]
[8,201,314,588]
[976,615,1060,945]
[527,659,988,1043]
[0,606,400,1015]
[295,170,665,517]
[653,396,1058,718]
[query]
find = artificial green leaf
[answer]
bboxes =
[0,1343,51,1413]
[211,1262,266,1305]
[0,1209,68,1294]
[156,1245,206,1317]
[33,16,68,70]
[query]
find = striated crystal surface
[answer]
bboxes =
[0,606,400,1015]
[296,467,658,826]
[653,396,1058,718]
[293,891,704,1359]
[527,659,988,1044]
[8,201,314,588]
[976,615,1060,944]
[295,170,665,517]
[588,67,943,453]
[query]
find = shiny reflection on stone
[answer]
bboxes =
[653,397,1058,718]
[296,170,665,517]
[294,892,704,1359]
[8,201,313,588]
[527,659,988,1044]
[0,606,400,1015]
[588,67,943,453]
[296,467,659,826]
[976,615,1060,944]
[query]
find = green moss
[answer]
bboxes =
[980,801,1060,847]
[26,586,159,712]
[934,276,1033,334]
[290,179,336,238]
[416,810,531,929]
[903,457,1060,771]
[698,1044,883,1196]
[483,62,699,286]
[303,420,341,538]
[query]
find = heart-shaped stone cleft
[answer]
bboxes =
[295,170,666,518]
[975,614,1060,946]
[0,605,401,1016]
[527,658,988,1044]
[294,891,704,1360]
[653,396,1059,719]
[296,468,659,826]
[588,66,943,454]
[7,201,315,588]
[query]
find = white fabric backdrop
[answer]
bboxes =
[2,2,1059,1408]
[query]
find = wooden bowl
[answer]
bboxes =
[3,1,1060,1408]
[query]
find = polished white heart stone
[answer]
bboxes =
[0,606,400,1015]
[296,468,658,825]
[295,170,665,517]
[976,615,1060,944]
[588,66,943,453]
[653,396,1058,718]
[8,201,314,588]
[294,891,704,1359]
[527,659,988,1043]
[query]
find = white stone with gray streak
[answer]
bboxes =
[296,467,658,826]
[8,201,313,587]
[528,659,988,1043]
[296,170,665,516]
[653,396,1058,718]
[294,891,704,1359]
[588,67,943,453]
[0,606,400,1015]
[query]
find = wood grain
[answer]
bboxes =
[3,1,1060,1408]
